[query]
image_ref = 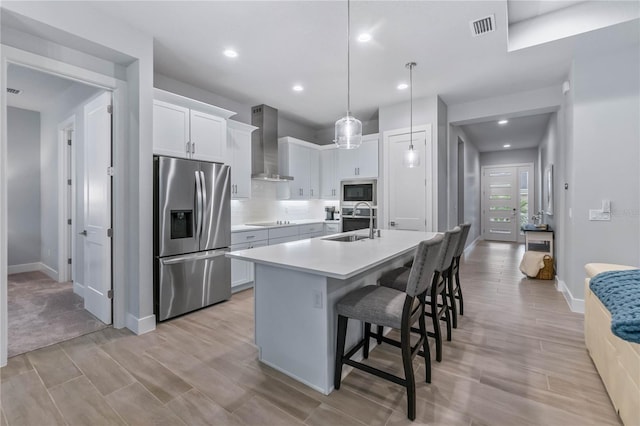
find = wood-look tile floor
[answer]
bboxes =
[0,241,621,425]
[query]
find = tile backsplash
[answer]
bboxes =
[231,180,339,225]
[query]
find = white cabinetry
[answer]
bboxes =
[227,120,257,199]
[320,148,339,199]
[324,222,340,235]
[338,134,379,179]
[277,137,319,200]
[153,89,235,163]
[230,229,269,291]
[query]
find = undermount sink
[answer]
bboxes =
[323,234,369,242]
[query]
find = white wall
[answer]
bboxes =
[231,181,339,226]
[448,125,481,246]
[437,97,448,231]
[563,45,640,302]
[7,107,41,266]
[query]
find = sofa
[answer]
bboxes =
[584,263,640,425]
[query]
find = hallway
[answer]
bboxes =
[0,241,620,425]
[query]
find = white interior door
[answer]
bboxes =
[83,92,112,324]
[388,131,427,231]
[482,166,518,242]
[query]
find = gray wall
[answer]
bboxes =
[7,107,41,266]
[563,45,640,300]
[448,125,481,246]
[437,97,448,231]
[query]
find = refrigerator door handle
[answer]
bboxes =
[160,249,228,265]
[195,170,203,240]
[199,170,207,239]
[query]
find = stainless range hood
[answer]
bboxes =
[251,104,293,181]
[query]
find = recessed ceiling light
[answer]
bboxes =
[223,49,238,58]
[292,85,304,92]
[397,83,409,90]
[503,144,511,148]
[498,119,509,125]
[357,33,372,43]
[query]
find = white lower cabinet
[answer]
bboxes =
[230,229,269,291]
[324,222,341,235]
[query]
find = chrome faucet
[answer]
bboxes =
[352,201,375,239]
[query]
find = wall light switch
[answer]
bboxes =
[602,199,611,213]
[589,209,611,221]
[312,290,323,309]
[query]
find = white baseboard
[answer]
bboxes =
[232,281,254,294]
[125,313,156,335]
[556,278,585,314]
[73,281,85,298]
[464,236,481,254]
[8,262,58,280]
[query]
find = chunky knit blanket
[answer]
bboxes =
[590,269,640,344]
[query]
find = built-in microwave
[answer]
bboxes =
[341,179,377,205]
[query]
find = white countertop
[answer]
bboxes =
[231,219,340,233]
[226,230,440,279]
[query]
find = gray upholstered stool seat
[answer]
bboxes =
[337,285,414,329]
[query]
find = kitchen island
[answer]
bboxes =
[227,229,439,395]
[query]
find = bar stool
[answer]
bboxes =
[378,227,462,362]
[448,223,471,329]
[334,235,444,421]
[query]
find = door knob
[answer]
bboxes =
[390,221,396,227]
[79,230,88,236]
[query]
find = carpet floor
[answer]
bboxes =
[7,271,107,357]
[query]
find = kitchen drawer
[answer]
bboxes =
[268,226,299,239]
[299,223,323,235]
[269,235,300,246]
[299,230,324,240]
[231,229,269,245]
[324,223,340,234]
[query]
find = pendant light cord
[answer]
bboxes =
[409,63,413,149]
[347,0,351,116]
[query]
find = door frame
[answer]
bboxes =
[480,162,534,243]
[1,45,129,366]
[57,115,76,284]
[382,124,436,232]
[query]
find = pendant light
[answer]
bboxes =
[334,0,362,149]
[403,62,420,168]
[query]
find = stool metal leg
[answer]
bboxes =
[430,284,443,362]
[376,325,383,344]
[448,269,458,329]
[401,315,416,421]
[456,269,464,316]
[363,322,371,359]
[418,298,431,383]
[334,315,348,390]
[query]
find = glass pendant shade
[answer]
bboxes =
[403,145,420,168]
[334,114,363,149]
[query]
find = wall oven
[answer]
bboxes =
[341,179,376,205]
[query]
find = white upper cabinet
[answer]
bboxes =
[278,137,320,200]
[152,89,235,162]
[309,148,320,199]
[190,110,227,163]
[227,120,257,200]
[337,134,379,179]
[153,100,190,158]
[320,148,339,199]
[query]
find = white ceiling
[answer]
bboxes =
[460,113,552,152]
[19,1,636,129]
[507,0,587,24]
[6,65,75,112]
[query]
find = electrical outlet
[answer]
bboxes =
[589,209,611,221]
[312,290,323,309]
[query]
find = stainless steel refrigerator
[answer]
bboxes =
[154,156,231,321]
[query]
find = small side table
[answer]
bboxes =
[522,227,554,256]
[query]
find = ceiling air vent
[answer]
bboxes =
[7,88,22,95]
[470,15,495,37]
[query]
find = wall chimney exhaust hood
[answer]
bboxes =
[251,104,293,181]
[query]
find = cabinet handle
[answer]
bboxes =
[186,142,191,154]
[192,143,196,154]
[246,235,255,239]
